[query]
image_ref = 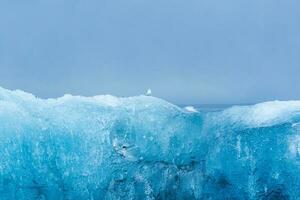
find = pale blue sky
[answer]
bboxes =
[0,0,299,104]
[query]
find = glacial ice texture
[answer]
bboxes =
[0,87,300,199]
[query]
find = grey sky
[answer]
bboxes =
[0,0,299,104]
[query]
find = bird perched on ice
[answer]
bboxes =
[146,89,152,96]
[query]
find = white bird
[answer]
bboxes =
[146,89,152,96]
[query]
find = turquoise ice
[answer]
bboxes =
[0,87,299,199]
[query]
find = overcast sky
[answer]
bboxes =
[0,0,299,104]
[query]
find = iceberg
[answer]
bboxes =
[0,87,300,199]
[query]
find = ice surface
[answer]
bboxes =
[0,87,300,199]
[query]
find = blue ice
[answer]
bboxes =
[0,87,300,199]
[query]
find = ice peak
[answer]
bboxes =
[184,106,198,113]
